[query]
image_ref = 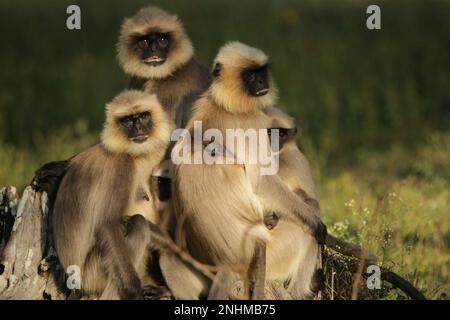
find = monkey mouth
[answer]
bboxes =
[130,135,149,143]
[255,88,269,96]
[144,56,166,66]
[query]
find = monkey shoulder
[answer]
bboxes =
[67,145,133,184]
[188,58,212,89]
[167,58,211,92]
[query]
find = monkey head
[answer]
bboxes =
[101,90,171,157]
[210,42,278,114]
[117,6,194,79]
[264,106,299,149]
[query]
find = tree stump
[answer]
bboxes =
[0,186,65,300]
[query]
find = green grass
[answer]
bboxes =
[314,133,450,299]
[0,0,448,299]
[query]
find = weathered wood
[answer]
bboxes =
[0,186,65,300]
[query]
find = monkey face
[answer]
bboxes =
[132,33,171,66]
[241,65,270,97]
[268,127,298,150]
[118,112,153,143]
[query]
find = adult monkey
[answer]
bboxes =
[52,90,171,299]
[171,42,327,299]
[117,6,211,220]
[117,6,211,127]
[33,6,211,221]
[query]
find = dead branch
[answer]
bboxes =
[325,234,377,264]
[324,234,426,300]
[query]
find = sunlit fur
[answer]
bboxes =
[264,106,317,200]
[263,106,320,299]
[101,90,171,157]
[53,90,171,299]
[117,6,194,79]
[172,44,323,300]
[210,42,278,114]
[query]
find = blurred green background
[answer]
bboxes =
[0,0,448,299]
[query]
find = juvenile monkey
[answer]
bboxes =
[171,42,327,299]
[264,106,323,298]
[52,90,171,299]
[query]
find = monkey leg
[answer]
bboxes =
[159,251,209,300]
[265,220,319,299]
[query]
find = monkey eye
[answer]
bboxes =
[139,112,151,119]
[120,117,134,128]
[138,39,149,49]
[244,71,256,83]
[158,37,169,48]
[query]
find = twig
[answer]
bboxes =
[325,234,377,264]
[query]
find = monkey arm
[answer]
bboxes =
[256,174,327,244]
[97,222,144,300]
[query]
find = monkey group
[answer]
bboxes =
[33,5,327,300]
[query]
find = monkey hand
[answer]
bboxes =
[313,221,328,245]
[30,159,70,195]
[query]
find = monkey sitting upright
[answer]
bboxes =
[263,106,324,299]
[52,90,171,299]
[117,6,212,220]
[171,42,327,299]
[33,6,211,221]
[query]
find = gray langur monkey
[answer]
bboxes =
[170,42,327,299]
[263,106,324,299]
[117,6,211,128]
[117,6,212,222]
[52,90,172,299]
[116,6,214,298]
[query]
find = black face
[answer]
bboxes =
[241,65,270,97]
[268,127,298,150]
[133,32,171,66]
[118,111,152,143]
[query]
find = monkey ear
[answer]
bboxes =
[212,63,222,78]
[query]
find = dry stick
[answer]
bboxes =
[350,247,367,300]
[324,234,426,300]
[325,235,377,264]
[150,225,219,281]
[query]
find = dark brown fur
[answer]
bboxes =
[129,58,211,128]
